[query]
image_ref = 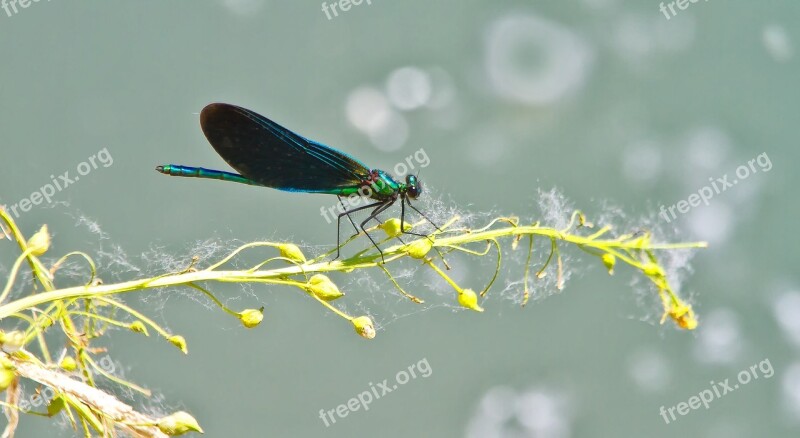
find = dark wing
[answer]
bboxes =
[200,103,371,192]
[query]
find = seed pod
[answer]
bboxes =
[352,316,376,340]
[238,307,264,329]
[157,411,204,436]
[278,243,306,264]
[306,274,344,301]
[458,289,484,312]
[27,225,50,256]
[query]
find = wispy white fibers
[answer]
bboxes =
[50,185,698,335]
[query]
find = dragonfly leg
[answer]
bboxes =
[400,197,449,266]
[359,199,414,251]
[400,197,440,242]
[400,197,424,238]
[359,200,396,263]
[334,200,386,260]
[338,196,361,236]
[404,198,443,232]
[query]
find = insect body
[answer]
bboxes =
[156,103,436,259]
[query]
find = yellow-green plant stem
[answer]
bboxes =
[0,206,706,438]
[0,214,706,328]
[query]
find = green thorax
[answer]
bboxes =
[368,170,402,199]
[327,169,402,200]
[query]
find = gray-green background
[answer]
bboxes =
[1,1,798,437]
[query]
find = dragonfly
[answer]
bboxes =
[156,103,439,260]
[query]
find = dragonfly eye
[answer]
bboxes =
[405,175,422,199]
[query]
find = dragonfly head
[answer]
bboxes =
[404,174,422,200]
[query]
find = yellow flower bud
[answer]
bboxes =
[278,243,306,264]
[668,302,698,330]
[168,335,188,354]
[238,307,264,329]
[0,367,15,393]
[157,411,204,436]
[0,357,13,370]
[352,316,376,339]
[643,263,664,278]
[27,225,50,256]
[0,330,25,353]
[601,253,616,275]
[129,321,149,336]
[60,356,77,372]
[457,289,484,312]
[0,357,15,392]
[380,218,411,238]
[306,274,344,301]
[406,237,434,259]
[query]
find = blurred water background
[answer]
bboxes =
[1,1,798,436]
